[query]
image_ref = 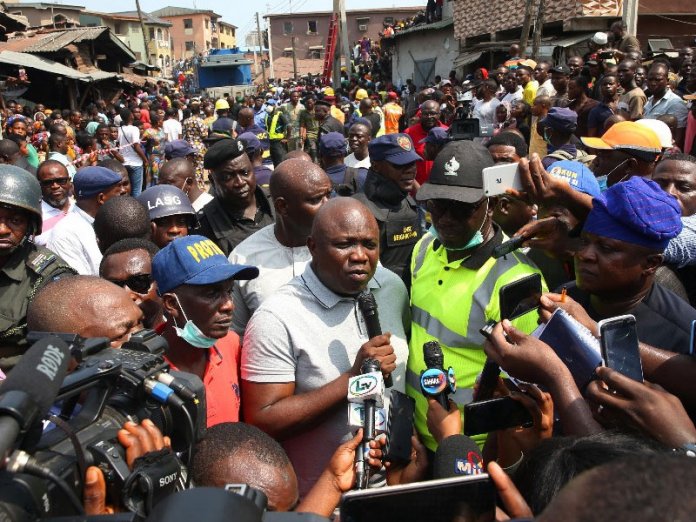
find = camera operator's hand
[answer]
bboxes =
[539,293,598,336]
[385,431,429,485]
[117,419,171,468]
[487,461,533,521]
[586,367,696,448]
[426,398,461,445]
[350,333,396,379]
[83,420,171,515]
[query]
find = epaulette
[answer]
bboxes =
[26,249,57,275]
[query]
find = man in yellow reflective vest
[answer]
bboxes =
[264,99,289,167]
[407,140,546,452]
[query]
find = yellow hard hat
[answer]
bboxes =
[355,88,368,100]
[324,87,335,96]
[215,99,230,111]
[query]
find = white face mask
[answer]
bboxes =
[265,106,275,114]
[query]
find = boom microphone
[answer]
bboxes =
[420,341,456,410]
[357,290,393,388]
[0,336,71,463]
[433,434,485,479]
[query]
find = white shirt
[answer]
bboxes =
[46,205,101,275]
[191,191,213,212]
[229,224,312,336]
[501,87,523,105]
[344,153,371,169]
[118,124,143,167]
[34,199,74,246]
[473,97,501,127]
[162,118,182,142]
[537,78,556,98]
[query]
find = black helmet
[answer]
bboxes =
[0,164,42,235]
[137,185,196,224]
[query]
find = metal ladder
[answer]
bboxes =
[322,13,339,85]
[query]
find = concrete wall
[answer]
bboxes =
[392,26,458,89]
[7,5,82,28]
[161,13,216,59]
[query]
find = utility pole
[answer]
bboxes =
[519,0,534,56]
[531,0,545,60]
[291,36,298,80]
[623,0,638,37]
[332,0,350,88]
[135,0,151,65]
[256,12,266,84]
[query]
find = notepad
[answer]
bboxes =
[531,308,602,389]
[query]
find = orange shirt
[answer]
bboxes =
[383,102,403,134]
[162,329,241,428]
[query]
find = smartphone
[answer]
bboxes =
[690,319,696,356]
[482,162,523,197]
[464,396,533,436]
[341,474,495,522]
[598,314,643,382]
[384,390,415,465]
[499,273,543,321]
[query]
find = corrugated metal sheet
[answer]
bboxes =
[23,27,107,53]
[0,50,90,80]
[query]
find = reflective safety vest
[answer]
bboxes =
[406,230,546,451]
[266,111,285,140]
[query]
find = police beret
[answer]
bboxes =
[203,138,246,170]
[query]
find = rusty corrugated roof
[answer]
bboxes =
[22,26,108,52]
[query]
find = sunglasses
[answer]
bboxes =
[426,198,486,220]
[39,177,70,187]
[109,274,153,294]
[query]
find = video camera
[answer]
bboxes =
[0,330,206,521]
[450,82,494,141]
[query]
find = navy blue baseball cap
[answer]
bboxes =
[540,107,577,134]
[238,132,263,155]
[368,134,421,165]
[164,139,196,160]
[319,132,347,157]
[419,127,450,146]
[152,235,258,295]
[73,166,122,199]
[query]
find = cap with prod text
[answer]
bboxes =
[152,235,258,295]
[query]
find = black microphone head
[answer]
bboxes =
[434,434,485,479]
[357,290,378,314]
[0,335,71,427]
[423,340,444,370]
[361,358,381,375]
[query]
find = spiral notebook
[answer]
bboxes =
[530,308,602,389]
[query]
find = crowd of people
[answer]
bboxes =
[2,19,696,522]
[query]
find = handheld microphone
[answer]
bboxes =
[347,358,384,490]
[0,336,70,463]
[357,290,393,388]
[433,434,485,479]
[420,340,456,410]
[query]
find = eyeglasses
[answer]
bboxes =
[109,274,153,294]
[426,198,486,219]
[39,177,70,187]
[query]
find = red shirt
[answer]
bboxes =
[404,121,448,185]
[158,326,242,428]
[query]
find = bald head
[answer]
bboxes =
[269,158,330,199]
[311,198,378,242]
[159,157,194,185]
[238,108,254,127]
[284,150,312,161]
[27,276,143,344]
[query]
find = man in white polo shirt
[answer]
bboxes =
[241,198,410,497]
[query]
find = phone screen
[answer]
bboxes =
[499,273,542,321]
[600,316,643,382]
[464,396,533,436]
